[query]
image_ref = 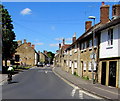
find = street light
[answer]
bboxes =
[88,16,96,84]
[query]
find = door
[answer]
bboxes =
[109,61,117,87]
[101,62,106,85]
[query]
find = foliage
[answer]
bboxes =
[82,76,89,80]
[47,51,55,64]
[74,72,79,76]
[0,4,18,65]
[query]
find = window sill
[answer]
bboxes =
[106,46,113,49]
[89,47,92,50]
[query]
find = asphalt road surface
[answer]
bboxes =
[2,66,102,99]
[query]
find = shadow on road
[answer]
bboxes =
[8,81,19,84]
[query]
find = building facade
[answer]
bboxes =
[54,3,120,88]
[15,39,39,66]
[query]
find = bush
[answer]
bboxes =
[83,76,89,80]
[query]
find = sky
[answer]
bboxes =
[1,1,119,53]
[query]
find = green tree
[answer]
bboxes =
[0,4,18,67]
[47,51,55,64]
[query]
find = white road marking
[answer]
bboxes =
[79,90,83,99]
[45,71,47,73]
[53,67,103,99]
[82,90,102,99]
[71,88,76,97]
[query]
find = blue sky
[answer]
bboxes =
[2,2,117,53]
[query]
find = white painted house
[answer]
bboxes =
[97,17,120,88]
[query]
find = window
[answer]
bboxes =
[108,29,113,46]
[74,61,77,68]
[94,37,97,48]
[81,43,83,50]
[88,62,92,71]
[74,44,77,53]
[69,60,72,67]
[66,60,68,66]
[83,62,86,71]
[83,42,87,51]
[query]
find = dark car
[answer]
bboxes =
[37,62,43,67]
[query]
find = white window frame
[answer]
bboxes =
[83,62,86,71]
[89,39,92,50]
[74,44,77,53]
[74,61,77,68]
[69,60,72,67]
[88,62,92,71]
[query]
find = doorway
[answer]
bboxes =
[109,61,117,87]
[101,62,106,85]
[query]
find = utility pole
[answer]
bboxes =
[88,16,96,84]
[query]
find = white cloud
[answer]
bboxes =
[20,8,32,15]
[55,38,63,41]
[50,43,59,47]
[35,43,44,45]
[55,37,72,41]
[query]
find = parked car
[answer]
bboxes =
[37,62,43,67]
[46,64,50,67]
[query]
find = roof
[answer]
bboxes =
[61,44,71,51]
[95,17,120,32]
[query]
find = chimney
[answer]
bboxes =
[27,42,31,47]
[112,4,120,19]
[24,39,27,43]
[38,51,40,54]
[63,38,65,45]
[31,44,35,49]
[44,50,47,55]
[72,33,76,43]
[100,2,110,24]
[59,43,61,49]
[85,21,92,31]
[17,40,22,46]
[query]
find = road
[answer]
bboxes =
[2,66,102,99]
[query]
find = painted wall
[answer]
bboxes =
[100,24,120,58]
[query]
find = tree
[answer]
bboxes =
[0,4,18,67]
[47,51,55,64]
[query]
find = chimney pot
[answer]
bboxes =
[102,1,105,6]
[72,33,76,43]
[28,42,31,47]
[63,38,65,45]
[17,40,22,46]
[112,4,120,19]
[31,44,35,49]
[24,39,27,43]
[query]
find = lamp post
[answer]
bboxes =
[88,16,96,84]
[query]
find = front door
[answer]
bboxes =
[109,61,117,87]
[101,62,106,85]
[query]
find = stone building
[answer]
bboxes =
[54,2,120,88]
[38,51,49,64]
[15,39,39,66]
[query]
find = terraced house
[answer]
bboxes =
[54,2,120,88]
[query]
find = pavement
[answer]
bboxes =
[53,66,120,100]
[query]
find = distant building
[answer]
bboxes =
[15,39,39,66]
[38,51,49,64]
